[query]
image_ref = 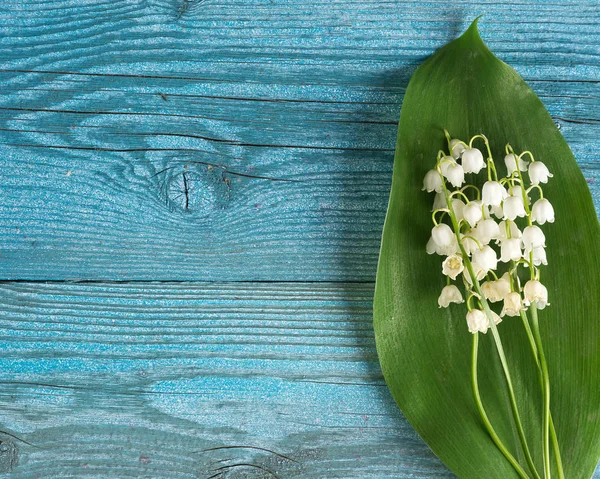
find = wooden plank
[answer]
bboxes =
[0,281,455,478]
[0,79,598,280]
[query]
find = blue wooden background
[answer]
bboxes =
[0,1,599,477]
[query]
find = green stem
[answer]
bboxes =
[530,306,552,479]
[472,334,531,479]
[519,311,565,479]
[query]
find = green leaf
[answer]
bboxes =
[373,19,600,479]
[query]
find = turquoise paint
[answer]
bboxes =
[0,1,598,477]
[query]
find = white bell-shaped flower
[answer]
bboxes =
[440,156,457,175]
[531,246,548,266]
[432,192,446,211]
[495,273,512,298]
[451,198,466,222]
[522,225,546,250]
[482,181,506,207]
[466,309,489,334]
[422,169,443,193]
[497,220,522,242]
[473,245,497,273]
[463,202,483,228]
[500,238,522,262]
[442,254,464,280]
[531,199,555,225]
[444,162,465,188]
[461,148,486,174]
[432,224,454,247]
[490,310,502,326]
[490,204,504,219]
[460,234,479,257]
[475,219,501,245]
[503,195,526,221]
[450,139,466,159]
[481,281,503,302]
[511,185,530,206]
[523,280,550,309]
[528,161,553,185]
[438,285,464,308]
[504,153,528,175]
[501,292,525,317]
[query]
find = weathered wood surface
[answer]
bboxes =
[0,282,452,478]
[0,0,599,477]
[0,0,599,280]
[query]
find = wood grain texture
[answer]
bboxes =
[0,281,453,478]
[0,0,599,280]
[1,1,599,477]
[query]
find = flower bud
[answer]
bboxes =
[500,238,522,262]
[522,225,546,250]
[503,196,527,221]
[422,169,442,193]
[531,199,555,225]
[461,148,486,174]
[444,162,465,188]
[432,224,454,247]
[438,285,464,308]
[466,309,489,334]
[501,292,525,317]
[442,254,464,280]
[528,161,553,185]
[504,153,528,175]
[450,139,466,159]
[473,245,497,272]
[463,202,483,228]
[523,280,550,309]
[482,181,506,207]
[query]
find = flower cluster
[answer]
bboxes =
[424,131,554,334]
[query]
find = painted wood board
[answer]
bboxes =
[1,0,599,477]
[0,281,453,478]
[0,1,599,280]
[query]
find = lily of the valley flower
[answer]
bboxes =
[466,309,501,334]
[481,273,511,302]
[500,238,522,262]
[531,198,555,225]
[472,245,497,273]
[528,161,553,185]
[504,153,528,174]
[503,195,527,221]
[444,162,465,188]
[523,280,550,309]
[463,202,483,228]
[482,181,506,207]
[474,219,501,245]
[501,292,525,317]
[438,285,464,308]
[422,169,443,193]
[532,246,548,266]
[450,139,466,159]
[432,223,454,247]
[462,147,486,174]
[442,254,464,280]
[522,225,546,250]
